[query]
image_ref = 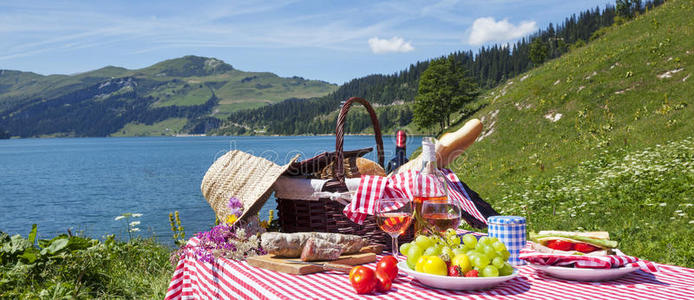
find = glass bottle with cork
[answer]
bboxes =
[413,137,461,235]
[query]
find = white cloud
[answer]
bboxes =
[368,37,414,54]
[468,17,537,46]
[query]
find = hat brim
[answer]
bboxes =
[201,150,299,223]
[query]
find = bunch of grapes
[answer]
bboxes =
[400,229,514,277]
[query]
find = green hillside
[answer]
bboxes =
[0,56,337,137]
[447,0,693,266]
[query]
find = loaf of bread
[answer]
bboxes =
[393,119,483,174]
[320,157,386,178]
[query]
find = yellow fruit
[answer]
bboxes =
[415,255,428,273]
[417,256,447,276]
[451,253,472,273]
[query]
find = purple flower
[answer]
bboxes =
[227,196,244,217]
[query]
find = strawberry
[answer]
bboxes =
[575,243,599,253]
[448,265,463,277]
[545,240,574,251]
[464,270,479,277]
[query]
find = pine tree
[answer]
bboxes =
[529,38,549,65]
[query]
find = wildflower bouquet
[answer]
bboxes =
[171,197,269,264]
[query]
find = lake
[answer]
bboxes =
[0,135,421,245]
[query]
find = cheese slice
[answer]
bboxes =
[537,230,610,240]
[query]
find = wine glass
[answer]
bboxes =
[376,197,413,258]
[421,198,462,233]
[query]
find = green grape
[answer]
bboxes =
[431,235,446,247]
[492,241,507,252]
[478,236,492,246]
[415,235,433,249]
[500,263,514,276]
[445,228,458,238]
[447,234,461,247]
[452,247,466,256]
[462,234,477,249]
[482,245,496,259]
[441,246,454,260]
[423,246,440,256]
[481,265,499,277]
[489,237,500,244]
[407,244,424,259]
[407,254,418,269]
[467,250,482,258]
[499,249,511,261]
[492,257,505,268]
[472,254,490,269]
[461,245,472,253]
[400,242,412,255]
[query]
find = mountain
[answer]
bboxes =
[0,55,337,137]
[444,0,692,266]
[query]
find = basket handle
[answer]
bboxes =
[334,97,384,184]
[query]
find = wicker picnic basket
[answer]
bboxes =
[275,97,414,250]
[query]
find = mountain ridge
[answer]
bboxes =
[0,55,337,137]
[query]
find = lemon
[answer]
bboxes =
[416,256,447,276]
[415,255,428,272]
[451,253,472,273]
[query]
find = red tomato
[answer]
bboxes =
[575,243,600,253]
[375,270,392,292]
[376,256,399,281]
[349,266,359,281]
[546,240,574,251]
[349,266,376,294]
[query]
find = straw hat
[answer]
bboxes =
[201,150,299,222]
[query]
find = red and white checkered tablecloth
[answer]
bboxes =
[166,234,694,300]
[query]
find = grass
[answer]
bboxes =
[482,138,694,267]
[448,0,694,267]
[111,118,188,137]
[0,229,173,299]
[151,85,213,107]
[213,71,337,107]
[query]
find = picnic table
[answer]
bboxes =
[166,234,694,299]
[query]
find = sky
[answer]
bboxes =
[0,0,612,84]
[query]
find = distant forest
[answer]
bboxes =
[219,0,664,135]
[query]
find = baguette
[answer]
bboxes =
[436,119,483,168]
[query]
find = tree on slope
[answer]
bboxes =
[414,55,478,131]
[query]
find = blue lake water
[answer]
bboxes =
[0,135,421,245]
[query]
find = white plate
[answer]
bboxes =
[530,264,639,281]
[397,262,518,290]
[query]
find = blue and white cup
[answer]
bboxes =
[487,216,527,266]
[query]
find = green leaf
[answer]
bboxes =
[27,224,37,245]
[8,235,31,254]
[19,247,39,263]
[66,236,91,251]
[44,238,69,255]
[38,239,52,249]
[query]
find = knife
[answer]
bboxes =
[285,260,354,273]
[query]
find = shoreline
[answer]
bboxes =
[4,133,430,139]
